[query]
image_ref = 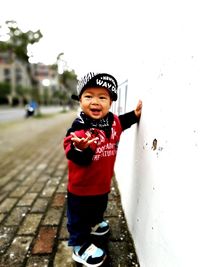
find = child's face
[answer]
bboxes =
[80,87,112,119]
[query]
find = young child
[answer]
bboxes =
[63,72,142,266]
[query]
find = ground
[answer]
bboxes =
[0,110,139,267]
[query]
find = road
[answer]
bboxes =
[0,106,65,122]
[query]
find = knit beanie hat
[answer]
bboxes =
[72,72,118,101]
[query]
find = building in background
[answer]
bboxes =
[0,51,31,105]
[0,52,60,105]
[30,63,60,105]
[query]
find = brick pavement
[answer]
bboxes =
[0,110,139,267]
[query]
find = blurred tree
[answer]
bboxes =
[0,82,11,104]
[15,85,30,105]
[59,69,78,108]
[16,85,29,96]
[43,87,50,105]
[0,82,11,95]
[0,20,42,63]
[0,21,43,106]
[59,69,77,88]
[30,87,41,105]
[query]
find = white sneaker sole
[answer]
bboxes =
[91,228,110,236]
[72,252,106,267]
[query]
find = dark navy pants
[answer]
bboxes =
[67,191,108,246]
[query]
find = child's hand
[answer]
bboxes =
[70,132,99,151]
[134,100,143,118]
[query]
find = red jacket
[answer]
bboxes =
[63,111,138,196]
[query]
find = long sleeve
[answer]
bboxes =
[63,132,95,166]
[118,110,139,131]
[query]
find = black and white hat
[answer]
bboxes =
[72,72,118,101]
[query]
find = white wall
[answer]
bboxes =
[114,1,200,266]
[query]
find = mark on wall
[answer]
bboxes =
[152,139,164,158]
[143,139,164,157]
[152,139,157,150]
[143,142,148,149]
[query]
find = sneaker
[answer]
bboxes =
[91,221,110,236]
[72,243,106,267]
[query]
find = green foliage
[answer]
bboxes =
[0,20,43,63]
[59,69,77,85]
[50,64,58,71]
[42,88,50,105]
[15,85,29,96]
[0,82,11,96]
[30,87,41,104]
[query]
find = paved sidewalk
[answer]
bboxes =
[0,111,139,267]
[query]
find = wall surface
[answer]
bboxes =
[114,1,200,266]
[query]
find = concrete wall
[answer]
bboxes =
[114,1,200,266]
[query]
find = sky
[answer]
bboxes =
[0,0,132,81]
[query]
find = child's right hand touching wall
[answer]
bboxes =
[134,100,143,118]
